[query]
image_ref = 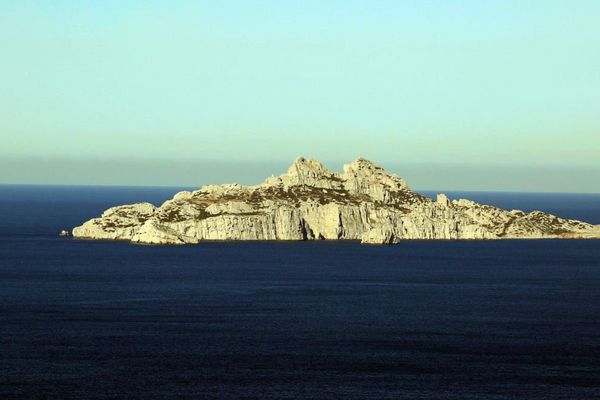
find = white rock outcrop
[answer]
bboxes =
[72,157,600,245]
[360,227,400,245]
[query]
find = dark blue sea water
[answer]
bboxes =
[1,185,600,399]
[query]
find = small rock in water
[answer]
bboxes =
[59,230,70,237]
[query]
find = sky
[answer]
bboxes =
[1,1,599,192]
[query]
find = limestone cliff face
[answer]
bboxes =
[72,157,600,245]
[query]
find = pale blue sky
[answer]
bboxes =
[1,1,599,191]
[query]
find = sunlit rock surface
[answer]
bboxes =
[72,157,600,245]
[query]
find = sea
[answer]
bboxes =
[1,185,599,400]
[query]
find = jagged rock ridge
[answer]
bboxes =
[72,157,600,244]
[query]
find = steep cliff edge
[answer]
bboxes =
[72,157,600,244]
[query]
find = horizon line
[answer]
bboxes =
[2,182,599,196]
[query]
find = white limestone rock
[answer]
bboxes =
[205,201,255,215]
[71,157,600,245]
[436,193,450,207]
[131,219,198,245]
[72,203,157,241]
[173,190,193,201]
[264,157,343,190]
[361,227,400,245]
[342,157,409,202]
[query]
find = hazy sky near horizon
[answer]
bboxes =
[1,1,599,191]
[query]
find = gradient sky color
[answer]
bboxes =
[1,1,599,191]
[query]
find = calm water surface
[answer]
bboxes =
[1,185,599,399]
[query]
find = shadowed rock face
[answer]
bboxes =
[72,157,600,245]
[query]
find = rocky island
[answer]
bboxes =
[72,157,600,245]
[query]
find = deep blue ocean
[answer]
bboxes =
[1,185,600,399]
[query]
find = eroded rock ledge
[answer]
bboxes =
[72,157,600,245]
